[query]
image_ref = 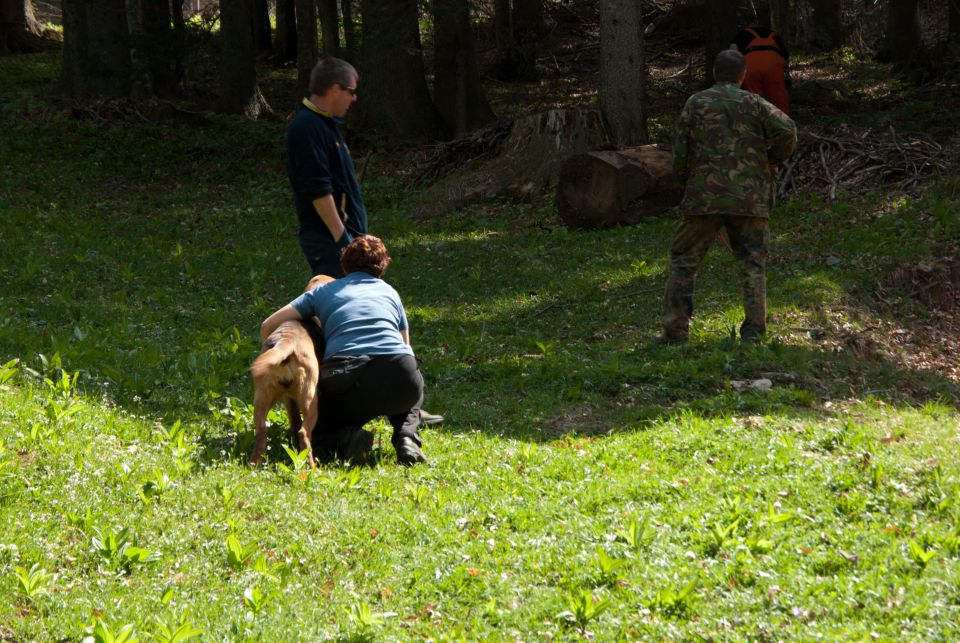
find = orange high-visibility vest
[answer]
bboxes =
[741,27,790,115]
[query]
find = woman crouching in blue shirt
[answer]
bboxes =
[260,235,426,465]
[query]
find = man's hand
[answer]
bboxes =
[312,194,347,242]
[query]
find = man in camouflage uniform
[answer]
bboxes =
[657,49,797,344]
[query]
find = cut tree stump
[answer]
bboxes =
[497,108,611,200]
[556,145,682,229]
[409,108,611,218]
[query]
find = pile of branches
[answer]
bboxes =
[412,120,514,184]
[64,97,155,123]
[778,124,954,199]
[55,97,211,126]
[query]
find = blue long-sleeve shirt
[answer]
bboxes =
[290,272,413,360]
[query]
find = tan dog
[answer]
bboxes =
[250,274,333,468]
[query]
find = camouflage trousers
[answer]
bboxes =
[662,215,770,341]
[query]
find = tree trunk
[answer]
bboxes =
[273,0,297,65]
[881,0,923,70]
[296,0,318,87]
[600,0,648,147]
[60,0,133,98]
[218,0,269,117]
[251,0,271,53]
[432,0,496,137]
[140,0,178,97]
[512,0,542,41]
[410,109,611,218]
[512,0,540,80]
[341,0,358,62]
[318,0,339,56]
[359,0,446,141]
[770,0,795,43]
[493,0,537,81]
[808,0,842,51]
[171,0,186,83]
[494,0,509,55]
[704,0,741,85]
[493,0,516,80]
[0,0,51,53]
[125,0,150,96]
[556,146,682,229]
[754,0,772,27]
[500,109,610,199]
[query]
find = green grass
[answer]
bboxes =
[2,52,960,640]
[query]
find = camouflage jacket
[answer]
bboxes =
[673,81,797,218]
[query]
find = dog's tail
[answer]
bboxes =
[251,339,304,386]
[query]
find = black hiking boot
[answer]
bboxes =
[395,436,426,466]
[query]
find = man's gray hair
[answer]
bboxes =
[309,58,358,96]
[714,49,747,82]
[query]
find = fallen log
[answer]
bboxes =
[556,145,682,229]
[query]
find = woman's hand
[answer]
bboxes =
[260,305,303,343]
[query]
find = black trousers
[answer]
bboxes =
[299,229,350,278]
[314,354,424,453]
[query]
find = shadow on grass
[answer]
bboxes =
[2,204,955,462]
[3,201,955,459]
[374,227,960,445]
[422,331,957,436]
[200,328,959,469]
[1,52,956,459]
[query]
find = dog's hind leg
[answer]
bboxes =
[251,382,279,467]
[296,377,319,469]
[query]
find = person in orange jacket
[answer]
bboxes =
[729,25,791,115]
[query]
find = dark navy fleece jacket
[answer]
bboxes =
[285,101,368,240]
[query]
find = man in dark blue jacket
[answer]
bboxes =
[286,58,367,278]
[285,58,445,429]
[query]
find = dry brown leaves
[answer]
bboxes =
[781,305,960,389]
[882,256,960,316]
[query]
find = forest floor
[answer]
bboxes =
[346,4,960,388]
[431,7,960,390]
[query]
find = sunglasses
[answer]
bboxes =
[338,84,358,96]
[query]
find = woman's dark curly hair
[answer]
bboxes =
[340,235,391,277]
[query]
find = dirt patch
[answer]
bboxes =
[884,256,960,315]
[544,406,613,438]
[857,317,960,390]
[17,448,34,467]
[780,301,960,392]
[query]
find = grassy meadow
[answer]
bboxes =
[2,52,960,640]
